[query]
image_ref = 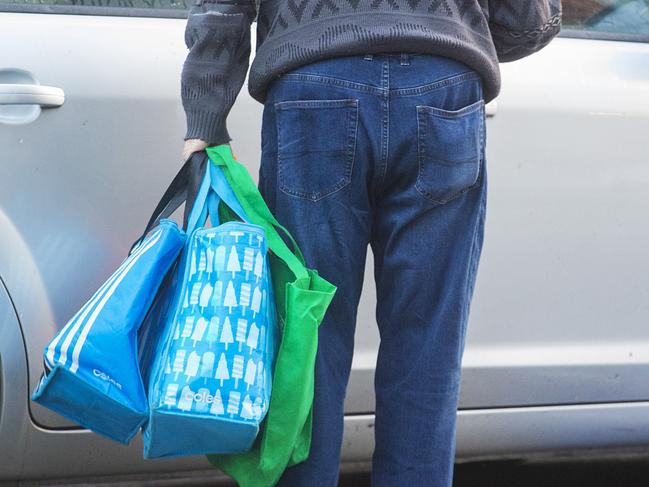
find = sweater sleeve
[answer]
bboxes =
[488,1,562,63]
[181,0,258,146]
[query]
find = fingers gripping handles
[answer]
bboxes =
[130,150,253,255]
[129,151,207,255]
[130,145,307,285]
[184,160,252,236]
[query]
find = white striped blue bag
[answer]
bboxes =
[30,155,205,444]
[140,155,278,458]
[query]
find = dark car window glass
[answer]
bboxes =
[563,0,649,36]
[2,0,186,7]
[0,0,189,16]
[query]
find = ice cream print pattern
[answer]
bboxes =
[158,223,274,422]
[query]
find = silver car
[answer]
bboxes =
[1,0,648,483]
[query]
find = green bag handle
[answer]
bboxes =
[205,144,336,486]
[206,144,308,269]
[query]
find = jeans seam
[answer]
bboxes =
[417,98,485,118]
[277,71,482,99]
[274,98,358,110]
[378,60,390,192]
[414,101,485,206]
[458,161,487,368]
[392,72,482,97]
[278,73,386,95]
[276,100,358,202]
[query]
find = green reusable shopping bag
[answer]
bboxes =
[204,144,337,487]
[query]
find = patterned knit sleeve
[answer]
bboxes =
[181,0,258,146]
[488,1,562,63]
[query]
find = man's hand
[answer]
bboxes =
[182,138,209,163]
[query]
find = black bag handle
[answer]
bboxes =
[129,151,209,255]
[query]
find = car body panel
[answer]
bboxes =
[0,11,192,429]
[0,274,29,479]
[458,36,649,408]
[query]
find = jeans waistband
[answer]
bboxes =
[362,52,424,65]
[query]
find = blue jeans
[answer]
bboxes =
[258,52,488,487]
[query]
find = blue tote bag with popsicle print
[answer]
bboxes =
[140,152,278,459]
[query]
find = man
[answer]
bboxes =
[180,1,561,486]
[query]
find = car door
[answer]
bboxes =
[456,0,649,410]
[0,0,232,480]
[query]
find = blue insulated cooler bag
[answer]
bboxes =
[31,155,207,444]
[141,154,278,459]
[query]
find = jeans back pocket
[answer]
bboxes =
[415,99,485,205]
[275,98,358,202]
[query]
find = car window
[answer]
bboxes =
[563,0,649,37]
[0,0,189,17]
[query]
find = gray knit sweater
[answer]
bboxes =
[181,0,562,146]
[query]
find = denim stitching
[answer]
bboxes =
[456,162,486,370]
[278,73,384,95]
[417,98,485,118]
[457,106,488,359]
[274,98,358,110]
[414,99,485,206]
[277,70,481,98]
[349,100,359,195]
[393,72,482,96]
[416,104,423,204]
[275,99,358,202]
[379,60,390,190]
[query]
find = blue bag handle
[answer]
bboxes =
[209,163,250,223]
[185,160,212,236]
[129,150,207,255]
[185,155,251,235]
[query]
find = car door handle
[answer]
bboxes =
[486,99,497,117]
[0,83,65,107]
